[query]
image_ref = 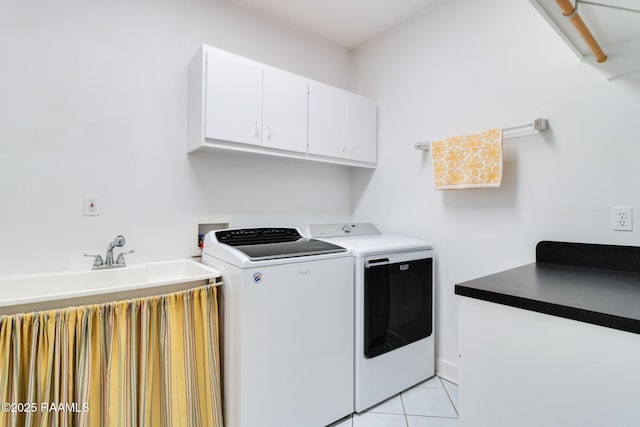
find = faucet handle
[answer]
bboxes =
[84,253,104,267]
[116,250,135,265]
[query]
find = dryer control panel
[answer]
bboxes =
[308,223,380,238]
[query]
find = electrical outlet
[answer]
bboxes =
[612,206,632,231]
[84,195,100,216]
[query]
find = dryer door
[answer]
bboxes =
[364,256,433,358]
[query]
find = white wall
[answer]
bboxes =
[0,0,352,274]
[349,0,640,381]
[4,0,640,384]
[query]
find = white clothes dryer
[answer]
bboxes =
[308,223,435,413]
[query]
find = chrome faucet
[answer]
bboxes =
[105,235,125,266]
[84,235,135,270]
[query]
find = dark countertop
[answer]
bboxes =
[455,241,640,334]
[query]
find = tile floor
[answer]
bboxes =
[329,376,459,427]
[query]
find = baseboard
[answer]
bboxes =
[436,356,459,384]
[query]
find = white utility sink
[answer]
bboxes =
[0,259,221,309]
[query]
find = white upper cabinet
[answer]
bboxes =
[346,93,377,164]
[308,82,377,165]
[262,69,309,153]
[308,82,347,159]
[204,49,263,146]
[188,45,377,168]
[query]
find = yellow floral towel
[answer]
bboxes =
[431,128,503,190]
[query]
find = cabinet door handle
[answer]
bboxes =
[254,121,260,137]
[349,139,354,153]
[341,137,346,152]
[267,123,272,140]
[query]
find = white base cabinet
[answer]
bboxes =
[188,45,377,168]
[458,297,640,427]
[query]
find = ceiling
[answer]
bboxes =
[223,0,640,78]
[224,0,441,49]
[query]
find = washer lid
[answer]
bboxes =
[209,227,346,261]
[230,239,346,261]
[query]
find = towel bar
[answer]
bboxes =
[414,117,549,152]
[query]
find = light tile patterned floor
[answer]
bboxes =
[330,377,459,427]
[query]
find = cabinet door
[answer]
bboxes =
[346,93,377,163]
[204,49,263,146]
[262,69,308,153]
[308,82,347,159]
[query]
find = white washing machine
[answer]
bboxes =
[202,227,354,427]
[308,223,435,412]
